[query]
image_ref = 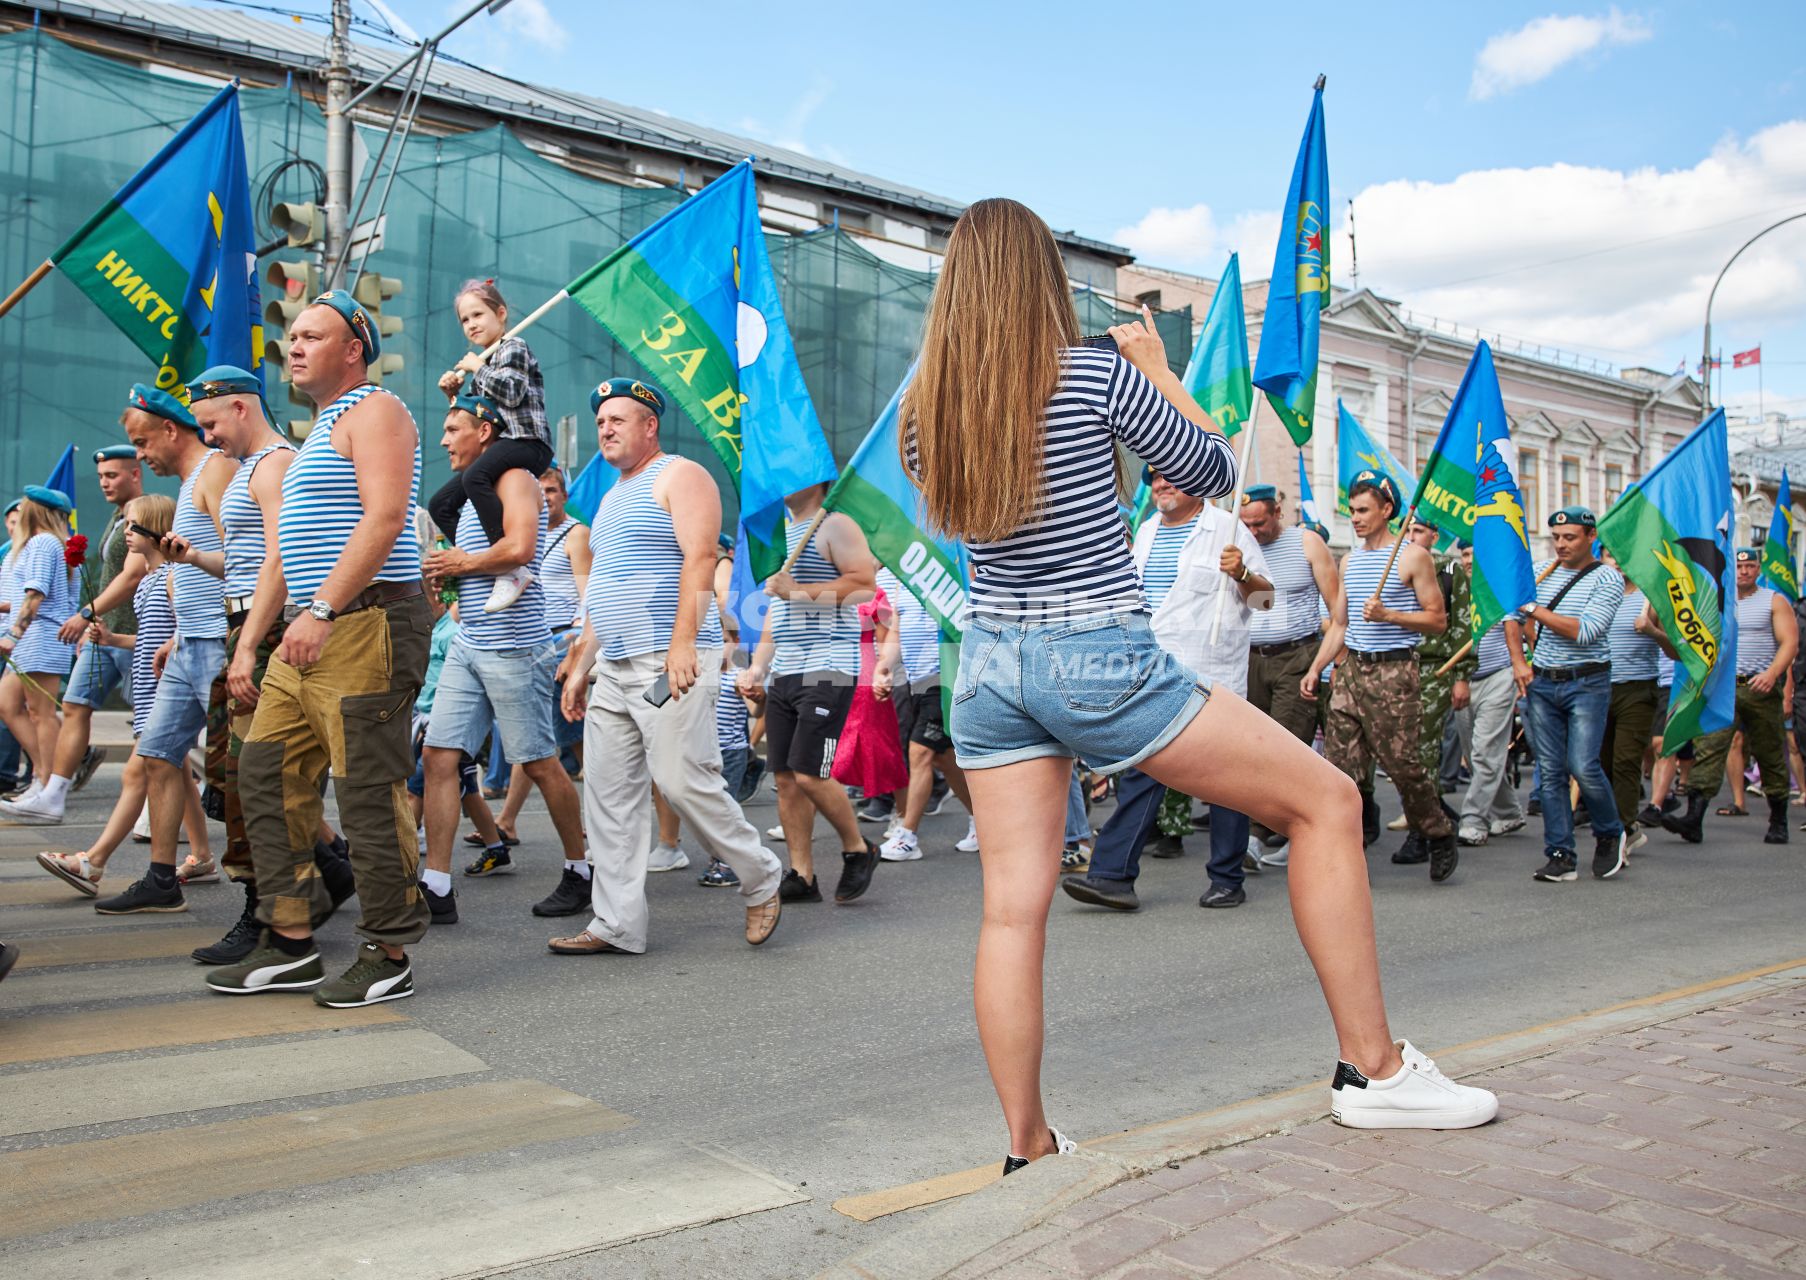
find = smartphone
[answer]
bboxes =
[128,521,161,541]
[1080,333,1118,353]
[643,673,673,707]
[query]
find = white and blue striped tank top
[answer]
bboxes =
[1736,587,1778,677]
[1248,525,1323,646]
[878,568,942,684]
[130,565,176,738]
[220,442,294,599]
[1139,517,1196,613]
[1608,592,1660,682]
[540,519,582,631]
[278,384,422,604]
[769,516,861,676]
[1343,546,1422,653]
[585,455,722,661]
[1473,622,1511,679]
[716,665,750,752]
[0,548,14,610]
[454,499,549,651]
[171,451,228,639]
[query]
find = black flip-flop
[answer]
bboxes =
[462,830,520,847]
[1715,804,1747,817]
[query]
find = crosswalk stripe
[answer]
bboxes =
[0,903,196,935]
[0,1028,487,1138]
[1,962,215,1011]
[14,927,227,970]
[0,996,406,1067]
[0,880,95,906]
[0,1080,633,1242]
[0,829,111,855]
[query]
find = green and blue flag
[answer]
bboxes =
[45,445,78,534]
[1252,85,1330,447]
[562,451,618,526]
[50,83,263,401]
[566,160,838,580]
[1597,409,1737,754]
[1183,253,1253,435]
[1296,451,1319,526]
[1335,400,1412,525]
[1761,468,1798,602]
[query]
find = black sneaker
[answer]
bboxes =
[71,746,107,793]
[315,836,356,908]
[1060,875,1139,911]
[1199,884,1246,908]
[95,874,186,915]
[835,842,879,903]
[1148,834,1185,859]
[856,794,895,824]
[1428,833,1459,883]
[313,943,413,1008]
[697,858,740,888]
[0,940,17,983]
[193,886,262,965]
[532,866,591,917]
[778,868,821,903]
[925,777,951,816]
[1390,833,1427,865]
[1527,795,1543,817]
[1533,852,1578,882]
[1636,803,1665,827]
[422,881,458,925]
[1593,831,1627,879]
[464,845,514,877]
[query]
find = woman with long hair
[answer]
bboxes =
[903,199,1496,1172]
[0,489,78,810]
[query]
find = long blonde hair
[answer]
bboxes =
[903,198,1079,542]
[125,494,175,538]
[16,498,70,546]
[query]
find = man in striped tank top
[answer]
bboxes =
[553,378,783,952]
[1303,472,1459,882]
[1672,548,1797,846]
[419,394,589,920]
[210,291,432,1008]
[91,384,238,916]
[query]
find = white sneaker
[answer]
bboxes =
[880,829,922,861]
[648,843,690,872]
[9,780,43,807]
[0,791,63,824]
[483,565,534,614]
[1002,1126,1079,1175]
[1457,825,1489,847]
[1330,1040,1499,1130]
[1625,826,1648,853]
[764,822,786,842]
[1489,816,1526,837]
[1255,841,1290,868]
[1385,813,1409,831]
[133,801,152,843]
[956,818,980,854]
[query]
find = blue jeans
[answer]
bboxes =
[1085,767,1248,893]
[1525,670,1623,855]
[425,637,560,764]
[1064,767,1089,846]
[135,636,226,765]
[63,643,133,710]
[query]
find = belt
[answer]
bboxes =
[1348,647,1416,664]
[1250,634,1317,658]
[282,579,424,623]
[1534,662,1609,682]
[226,594,256,616]
[1735,673,1774,686]
[226,609,249,630]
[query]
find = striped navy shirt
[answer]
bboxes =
[1532,559,1623,668]
[1473,622,1512,680]
[1736,587,1779,677]
[1343,547,1423,652]
[540,519,583,631]
[942,348,1236,620]
[1247,524,1323,646]
[878,568,942,683]
[1608,592,1661,682]
[768,517,861,676]
[171,451,228,639]
[130,564,175,738]
[279,384,422,605]
[220,442,293,598]
[454,497,549,650]
[585,455,722,661]
[716,665,750,753]
[1139,517,1197,613]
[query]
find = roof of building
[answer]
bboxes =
[11,0,1132,260]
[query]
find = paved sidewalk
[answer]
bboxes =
[833,979,1806,1279]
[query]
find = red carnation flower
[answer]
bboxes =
[63,535,88,569]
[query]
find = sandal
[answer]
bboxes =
[176,854,221,884]
[1715,804,1747,817]
[37,850,102,898]
[462,829,520,848]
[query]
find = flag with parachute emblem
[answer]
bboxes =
[1296,451,1319,526]
[1334,400,1411,525]
[1252,83,1329,446]
[1760,468,1798,602]
[1597,409,1738,755]
[1182,253,1252,435]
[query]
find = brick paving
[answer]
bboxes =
[956,986,1806,1279]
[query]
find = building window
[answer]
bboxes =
[1561,455,1582,509]
[1604,463,1624,507]
[1415,428,1438,471]
[1520,448,1542,527]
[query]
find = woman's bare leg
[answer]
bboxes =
[86,750,149,868]
[496,764,529,837]
[180,767,211,858]
[23,676,62,785]
[1140,688,1401,1079]
[965,753,1072,1160]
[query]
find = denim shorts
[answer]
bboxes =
[63,643,133,710]
[424,636,558,765]
[951,610,1209,775]
[552,628,584,750]
[135,636,226,765]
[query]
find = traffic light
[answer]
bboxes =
[353,272,404,384]
[263,259,322,438]
[270,202,325,249]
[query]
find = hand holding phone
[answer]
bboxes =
[643,672,673,707]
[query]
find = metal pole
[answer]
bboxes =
[1702,211,1806,413]
[343,0,504,113]
[323,0,353,290]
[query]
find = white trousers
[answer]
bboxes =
[1458,666,1525,831]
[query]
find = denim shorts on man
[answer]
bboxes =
[135,636,227,764]
[63,643,133,710]
[951,610,1209,775]
[424,636,558,764]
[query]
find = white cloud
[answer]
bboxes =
[1111,203,1276,273]
[735,80,844,163]
[1470,8,1651,100]
[494,0,567,50]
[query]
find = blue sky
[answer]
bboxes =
[357,0,1806,427]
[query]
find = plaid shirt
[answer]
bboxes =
[471,336,549,445]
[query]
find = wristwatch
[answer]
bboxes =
[79,605,94,621]
[307,599,338,623]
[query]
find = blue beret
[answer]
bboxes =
[590,377,667,417]
[187,365,265,403]
[1348,469,1402,511]
[1548,505,1596,529]
[310,290,380,363]
[717,532,735,551]
[1241,484,1278,506]
[23,484,72,514]
[92,444,139,464]
[125,383,198,432]
[1736,546,1761,564]
[4,499,19,516]
[449,393,506,431]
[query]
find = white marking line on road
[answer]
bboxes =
[5,1141,807,1279]
[0,1028,486,1139]
[0,903,194,934]
[1,961,199,1011]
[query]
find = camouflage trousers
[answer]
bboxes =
[1326,654,1452,839]
[1419,663,1456,778]
[1157,787,1192,838]
[203,618,285,885]
[1690,679,1786,799]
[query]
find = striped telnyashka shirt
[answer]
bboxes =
[716,665,750,753]
[1138,517,1197,613]
[878,568,942,684]
[1736,586,1779,677]
[219,441,294,599]
[1247,524,1323,646]
[453,497,549,651]
[585,455,722,661]
[940,348,1236,621]
[768,517,861,677]
[1342,546,1423,652]
[539,519,582,631]
[130,564,176,738]
[1531,559,1624,668]
[1607,592,1661,682]
[171,450,227,638]
[278,385,422,605]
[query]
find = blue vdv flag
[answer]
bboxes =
[727,519,770,652]
[1761,468,1798,602]
[1335,400,1412,521]
[45,444,79,533]
[1252,85,1330,447]
[1296,451,1319,526]
[562,451,618,526]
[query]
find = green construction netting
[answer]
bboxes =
[0,30,1189,526]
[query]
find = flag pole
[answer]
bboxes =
[0,260,52,321]
[443,287,572,398]
[776,508,828,576]
[1433,560,1559,677]
[1207,406,1258,645]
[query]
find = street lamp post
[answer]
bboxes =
[1702,210,1806,413]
